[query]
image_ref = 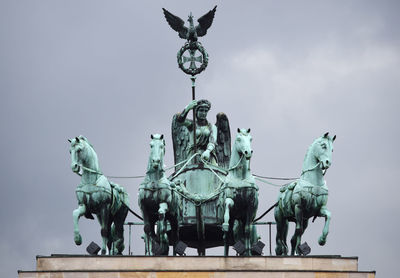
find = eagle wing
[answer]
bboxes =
[196,5,217,37]
[162,8,188,39]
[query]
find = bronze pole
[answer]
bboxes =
[191,76,197,156]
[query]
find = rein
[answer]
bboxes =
[228,153,244,171]
[300,161,322,177]
[73,163,103,177]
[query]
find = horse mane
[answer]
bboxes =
[303,137,320,166]
[77,136,99,168]
[78,135,94,149]
[229,139,240,169]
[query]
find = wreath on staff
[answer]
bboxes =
[177,41,209,76]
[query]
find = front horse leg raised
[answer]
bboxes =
[223,198,234,232]
[318,206,331,246]
[72,204,86,245]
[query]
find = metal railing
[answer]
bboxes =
[124,221,276,255]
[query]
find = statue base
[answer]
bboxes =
[18,255,375,277]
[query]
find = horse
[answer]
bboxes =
[274,132,336,256]
[220,128,259,256]
[69,135,129,255]
[138,134,181,255]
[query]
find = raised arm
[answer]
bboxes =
[177,100,198,123]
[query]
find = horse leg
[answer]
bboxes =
[107,222,113,255]
[223,198,234,232]
[318,206,331,246]
[112,210,127,255]
[244,214,252,256]
[142,213,154,256]
[98,207,111,255]
[169,216,179,256]
[158,202,169,255]
[290,204,303,255]
[303,219,309,234]
[282,218,289,255]
[274,204,289,255]
[72,205,86,245]
[223,198,234,256]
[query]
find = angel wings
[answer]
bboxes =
[171,111,231,171]
[162,6,217,42]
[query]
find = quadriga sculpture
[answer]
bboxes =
[138,134,181,255]
[69,135,129,255]
[220,128,259,256]
[275,132,336,255]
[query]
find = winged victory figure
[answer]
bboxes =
[171,99,231,171]
[162,6,217,43]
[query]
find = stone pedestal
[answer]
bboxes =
[18,255,376,277]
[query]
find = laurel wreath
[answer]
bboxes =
[177,42,208,76]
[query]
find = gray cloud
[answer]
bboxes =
[0,0,399,277]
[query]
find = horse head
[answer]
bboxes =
[312,132,336,170]
[68,135,94,174]
[148,134,165,172]
[235,128,253,160]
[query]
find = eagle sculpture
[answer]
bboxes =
[162,6,217,42]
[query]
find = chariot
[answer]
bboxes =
[136,97,260,256]
[169,161,228,255]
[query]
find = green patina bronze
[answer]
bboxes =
[219,128,259,256]
[69,135,129,255]
[274,132,336,256]
[168,100,260,256]
[169,99,232,255]
[64,8,339,258]
[138,134,182,256]
[172,99,231,169]
[163,6,216,76]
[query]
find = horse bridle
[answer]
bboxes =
[300,161,328,177]
[73,164,103,177]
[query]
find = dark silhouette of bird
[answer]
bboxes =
[162,6,217,42]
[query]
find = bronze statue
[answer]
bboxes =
[69,135,129,255]
[219,128,259,256]
[162,6,217,43]
[138,134,182,255]
[171,99,231,169]
[274,133,336,255]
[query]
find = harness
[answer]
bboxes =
[300,161,322,177]
[74,166,127,216]
[139,182,171,192]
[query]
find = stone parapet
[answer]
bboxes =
[18,255,376,278]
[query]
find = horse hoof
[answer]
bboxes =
[74,234,82,245]
[318,237,326,246]
[101,249,106,255]
[222,223,229,232]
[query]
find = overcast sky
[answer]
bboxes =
[1,1,399,277]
